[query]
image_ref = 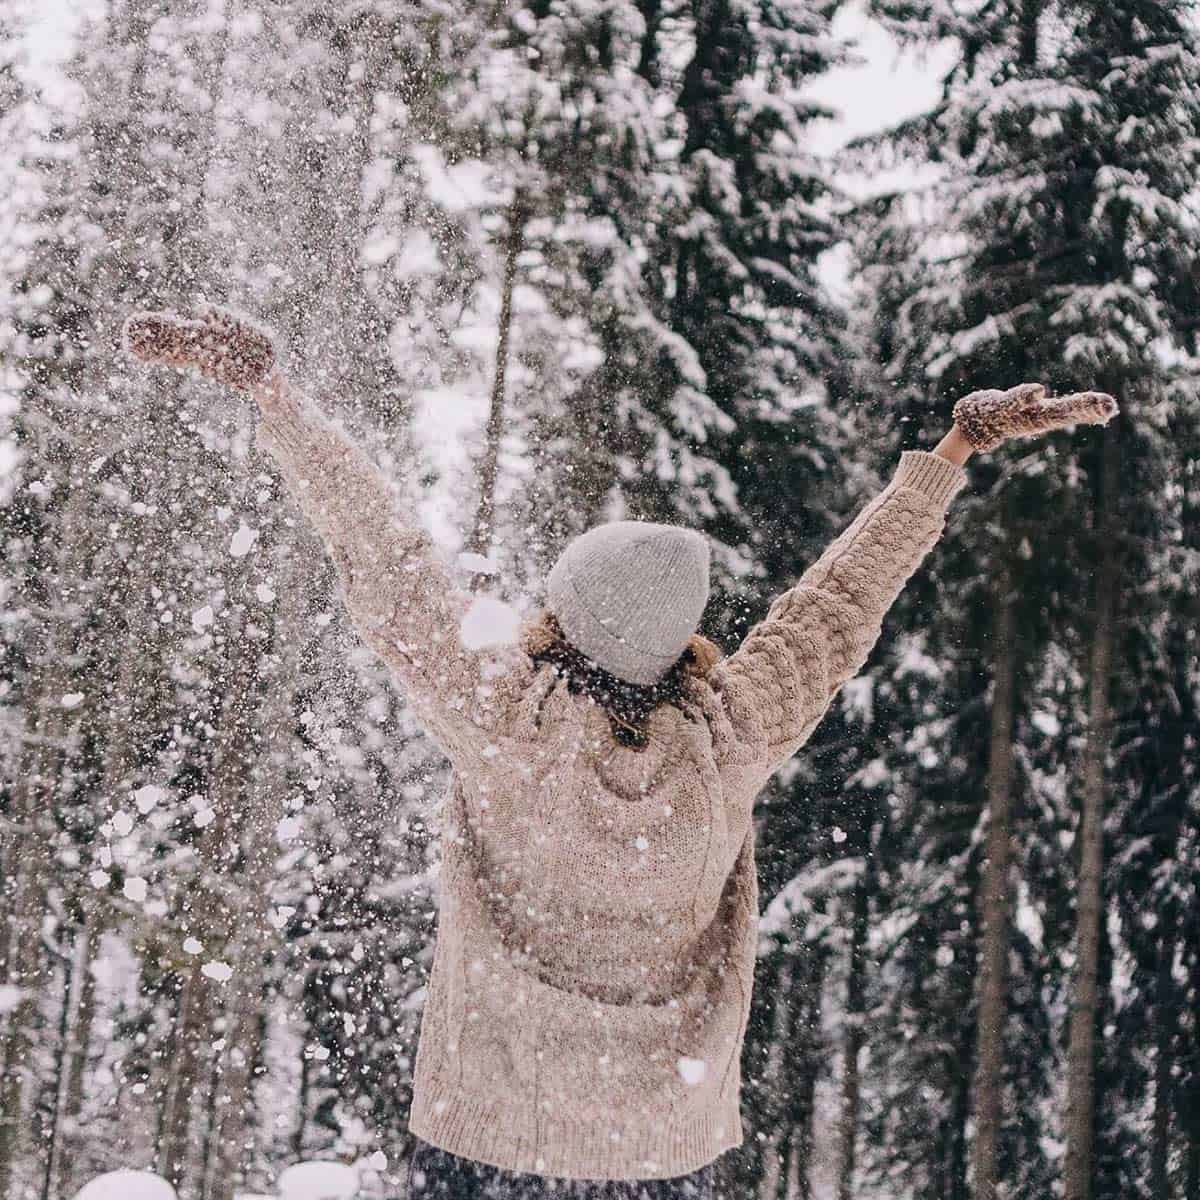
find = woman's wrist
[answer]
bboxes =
[932,424,975,466]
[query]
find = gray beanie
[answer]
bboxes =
[545,520,711,686]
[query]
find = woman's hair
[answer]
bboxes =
[521,609,722,749]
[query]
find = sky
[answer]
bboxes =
[20,0,951,143]
[803,1,954,154]
[14,1,953,301]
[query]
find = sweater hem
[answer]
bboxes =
[408,1086,742,1182]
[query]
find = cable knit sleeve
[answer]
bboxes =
[253,378,522,765]
[712,450,968,796]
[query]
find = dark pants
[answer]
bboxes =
[406,1138,715,1199]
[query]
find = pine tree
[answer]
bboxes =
[1045,9,1200,1197]
[856,1,1200,1197]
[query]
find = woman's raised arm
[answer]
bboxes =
[122,305,523,765]
[713,383,1118,795]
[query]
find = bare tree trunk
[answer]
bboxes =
[41,913,101,1200]
[970,577,1019,1200]
[1188,956,1200,1200]
[466,194,526,569]
[204,945,268,1200]
[786,1140,803,1200]
[292,1049,310,1164]
[157,962,209,1189]
[758,957,794,1200]
[836,866,871,1200]
[1149,908,1176,1200]
[51,617,144,1198]
[202,634,294,1200]
[0,788,51,1199]
[1064,423,1120,1200]
[57,912,100,1198]
[159,612,266,1193]
[39,950,72,1200]
[0,616,78,1197]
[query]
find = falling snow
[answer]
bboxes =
[1,2,1195,1199]
[459,595,522,650]
[230,521,258,557]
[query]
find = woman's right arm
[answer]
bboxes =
[121,305,526,763]
[252,372,524,760]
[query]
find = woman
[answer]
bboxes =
[122,305,1116,1199]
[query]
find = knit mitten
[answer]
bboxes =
[952,383,1118,452]
[122,304,276,390]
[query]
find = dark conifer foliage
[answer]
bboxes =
[854,0,1200,1196]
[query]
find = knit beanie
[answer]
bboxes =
[545,520,711,686]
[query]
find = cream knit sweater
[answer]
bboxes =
[255,382,969,1182]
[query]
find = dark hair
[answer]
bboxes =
[521,610,722,749]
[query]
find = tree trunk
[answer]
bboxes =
[52,614,144,1197]
[0,798,50,1199]
[1149,907,1175,1200]
[1064,423,1120,1200]
[836,865,872,1200]
[41,914,100,1200]
[465,193,525,570]
[40,949,73,1200]
[1184,947,1200,1200]
[292,1049,310,1164]
[57,912,100,1198]
[157,962,209,1189]
[202,657,291,1200]
[0,614,78,1197]
[970,576,1019,1200]
[757,955,794,1200]
[158,609,266,1192]
[781,951,824,1200]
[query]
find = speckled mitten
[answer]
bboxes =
[952,383,1118,452]
[122,303,276,390]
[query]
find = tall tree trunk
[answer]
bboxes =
[40,950,73,1200]
[57,912,100,1198]
[41,914,100,1200]
[970,575,1019,1200]
[1064,423,1120,1200]
[158,614,265,1193]
[157,962,209,1189]
[757,955,794,1200]
[777,950,823,1200]
[51,611,144,1198]
[786,1140,804,1200]
[1184,947,1200,1200]
[0,606,79,1196]
[466,193,525,569]
[1149,908,1176,1200]
[292,1049,310,1164]
[202,632,292,1200]
[0,775,52,1199]
[204,972,268,1200]
[836,863,872,1200]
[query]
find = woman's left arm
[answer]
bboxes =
[931,422,976,467]
[713,384,1118,785]
[714,440,970,778]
